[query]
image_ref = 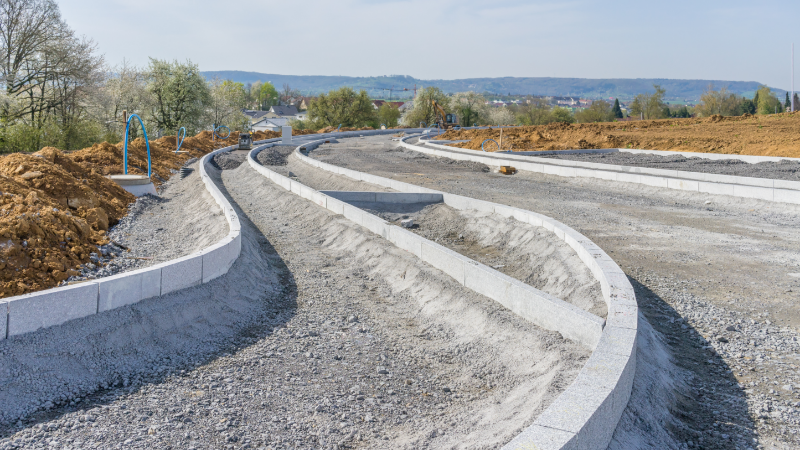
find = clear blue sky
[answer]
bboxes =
[60,0,800,90]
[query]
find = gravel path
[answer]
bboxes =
[308,135,800,450]
[0,147,589,450]
[537,150,800,181]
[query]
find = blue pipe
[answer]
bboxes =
[214,125,231,140]
[419,122,426,128]
[337,124,342,132]
[481,139,499,152]
[174,127,186,153]
[123,113,151,177]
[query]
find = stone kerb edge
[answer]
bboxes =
[414,139,799,205]
[1,144,243,340]
[298,134,638,450]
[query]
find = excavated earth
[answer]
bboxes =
[0,146,588,450]
[306,135,800,450]
[439,112,800,158]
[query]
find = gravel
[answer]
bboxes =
[211,152,247,170]
[539,151,800,181]
[0,146,589,449]
[64,160,228,283]
[307,134,800,449]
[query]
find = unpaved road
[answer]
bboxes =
[0,147,588,450]
[307,135,800,450]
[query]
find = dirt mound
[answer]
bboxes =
[439,113,800,157]
[315,126,375,134]
[0,130,242,298]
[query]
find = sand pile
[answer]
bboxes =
[0,130,250,298]
[438,112,800,158]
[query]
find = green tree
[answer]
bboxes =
[755,85,782,114]
[629,85,667,119]
[575,100,614,123]
[258,82,279,111]
[786,93,791,108]
[516,97,553,125]
[612,99,623,118]
[377,103,401,128]
[550,107,575,124]
[450,91,487,127]
[307,87,375,128]
[402,87,450,126]
[146,58,209,133]
[206,78,249,131]
[738,99,756,115]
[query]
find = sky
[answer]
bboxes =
[59,0,800,90]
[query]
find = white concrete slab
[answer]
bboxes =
[7,282,98,337]
[159,253,203,296]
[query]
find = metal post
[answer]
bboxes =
[793,43,795,113]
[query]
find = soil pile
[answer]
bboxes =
[438,112,800,157]
[0,130,244,298]
[316,126,375,134]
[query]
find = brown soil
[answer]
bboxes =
[438,112,800,158]
[0,130,272,298]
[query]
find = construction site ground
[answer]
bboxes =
[438,112,800,158]
[534,151,800,181]
[0,139,589,450]
[303,135,800,450]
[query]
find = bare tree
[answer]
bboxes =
[280,83,301,106]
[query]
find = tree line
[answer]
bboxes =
[0,0,281,153]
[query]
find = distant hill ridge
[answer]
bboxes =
[201,71,784,100]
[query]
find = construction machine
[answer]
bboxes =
[238,132,252,150]
[431,100,458,129]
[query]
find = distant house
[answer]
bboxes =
[252,117,291,132]
[372,100,405,110]
[265,105,300,119]
[242,110,271,124]
[299,97,315,110]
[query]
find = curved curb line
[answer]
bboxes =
[253,134,637,450]
[0,144,245,340]
[411,139,800,204]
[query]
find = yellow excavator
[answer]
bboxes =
[431,100,458,129]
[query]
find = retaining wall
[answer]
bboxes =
[251,134,638,450]
[0,143,249,340]
[411,139,800,204]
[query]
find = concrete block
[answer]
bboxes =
[7,282,98,337]
[699,172,773,187]
[420,241,467,285]
[360,213,389,238]
[299,184,316,201]
[389,178,415,192]
[595,326,638,358]
[201,239,237,283]
[574,350,631,390]
[534,382,614,435]
[667,178,699,192]
[698,181,736,197]
[0,301,7,339]
[388,226,423,258]
[607,303,638,330]
[774,188,800,204]
[97,265,161,312]
[325,196,346,215]
[160,253,203,296]
[593,169,618,181]
[500,424,576,450]
[505,280,604,349]
[375,192,443,204]
[774,179,800,190]
[308,190,327,208]
[322,191,377,203]
[638,175,669,188]
[342,203,364,225]
[464,262,514,303]
[733,184,773,201]
[493,203,517,219]
[615,172,641,184]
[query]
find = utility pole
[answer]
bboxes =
[793,43,795,113]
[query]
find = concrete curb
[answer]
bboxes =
[0,142,252,340]
[410,139,800,204]
[251,133,637,450]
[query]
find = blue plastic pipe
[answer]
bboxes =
[123,113,151,177]
[337,124,342,132]
[481,139,499,152]
[214,125,231,140]
[174,127,186,153]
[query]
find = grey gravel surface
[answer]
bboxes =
[307,134,800,450]
[65,160,228,283]
[0,147,588,449]
[540,151,800,181]
[212,152,247,170]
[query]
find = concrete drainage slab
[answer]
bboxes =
[248,132,638,450]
